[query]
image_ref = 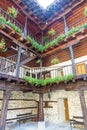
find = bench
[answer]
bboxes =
[70,116,84,130]
[17,113,37,124]
[6,113,37,124]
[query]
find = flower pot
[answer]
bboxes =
[0,46,2,49]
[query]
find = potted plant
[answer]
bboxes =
[84,7,87,16]
[0,38,7,52]
[0,15,6,29]
[36,59,41,64]
[7,6,18,18]
[48,28,56,36]
[51,58,59,65]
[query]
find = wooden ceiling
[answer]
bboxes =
[12,0,80,29]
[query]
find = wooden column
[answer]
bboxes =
[16,46,22,77]
[38,93,44,121]
[79,90,87,130]
[63,16,69,35]
[69,45,76,75]
[40,59,43,79]
[0,90,11,130]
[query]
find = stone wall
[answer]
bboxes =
[0,91,38,120]
[43,90,84,123]
[0,90,86,124]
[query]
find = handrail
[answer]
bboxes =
[0,8,87,45]
[50,16,87,42]
[0,8,24,31]
[0,56,87,78]
[0,8,35,39]
[68,16,87,29]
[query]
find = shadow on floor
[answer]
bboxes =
[6,122,83,130]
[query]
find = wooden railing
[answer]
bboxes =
[0,57,16,75]
[1,8,87,44]
[50,16,87,41]
[1,55,87,78]
[0,8,37,40]
[68,16,87,29]
[0,56,87,78]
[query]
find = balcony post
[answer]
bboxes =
[63,16,69,35]
[16,46,22,77]
[79,90,87,130]
[69,45,76,76]
[40,59,43,79]
[16,17,27,77]
[0,90,11,130]
[38,93,44,121]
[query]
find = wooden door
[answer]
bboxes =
[76,63,86,75]
[64,98,69,121]
[58,98,69,122]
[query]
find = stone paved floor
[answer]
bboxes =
[6,122,83,130]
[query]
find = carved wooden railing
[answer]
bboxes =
[0,57,16,74]
[0,8,37,40]
[50,16,87,41]
[0,56,87,78]
[21,60,87,79]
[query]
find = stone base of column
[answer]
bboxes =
[38,121,45,130]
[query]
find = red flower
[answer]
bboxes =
[0,45,2,49]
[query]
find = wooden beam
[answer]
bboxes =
[38,93,44,121]
[12,0,39,26]
[79,90,87,130]
[0,29,40,57]
[20,56,36,65]
[16,46,22,77]
[0,90,11,130]
[41,32,87,58]
[42,0,85,30]
[69,45,76,75]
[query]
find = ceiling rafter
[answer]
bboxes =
[12,0,40,26]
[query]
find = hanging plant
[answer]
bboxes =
[0,39,7,52]
[48,28,56,36]
[0,15,6,29]
[51,58,59,65]
[7,6,18,18]
[36,59,41,64]
[84,7,87,16]
[24,74,74,87]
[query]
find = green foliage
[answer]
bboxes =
[6,21,22,34]
[27,35,44,52]
[0,16,22,34]
[0,39,7,52]
[24,74,74,87]
[36,59,41,64]
[1,15,87,52]
[51,58,59,65]
[7,6,18,18]
[0,15,6,28]
[42,36,50,43]
[67,27,80,37]
[44,34,66,50]
[84,7,87,16]
[48,28,56,36]
[81,23,87,28]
